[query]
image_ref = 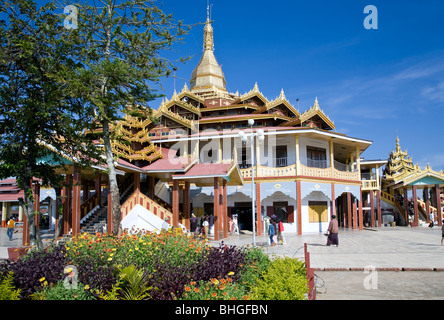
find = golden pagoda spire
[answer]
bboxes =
[190,4,226,91]
[396,135,401,153]
[203,5,214,51]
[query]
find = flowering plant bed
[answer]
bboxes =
[0,229,308,300]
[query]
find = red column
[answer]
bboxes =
[184,181,190,230]
[214,178,220,241]
[424,187,430,222]
[148,176,155,199]
[370,191,375,227]
[63,174,72,234]
[219,184,223,238]
[359,188,363,230]
[172,179,179,228]
[377,190,382,227]
[435,184,442,226]
[296,181,302,235]
[413,185,418,227]
[72,167,81,236]
[83,178,90,200]
[353,200,357,230]
[22,212,29,246]
[256,183,261,236]
[347,192,352,229]
[223,180,228,238]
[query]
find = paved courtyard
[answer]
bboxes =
[211,226,444,300]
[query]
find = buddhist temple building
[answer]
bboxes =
[382,136,444,227]
[2,7,443,244]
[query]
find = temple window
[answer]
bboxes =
[307,146,327,168]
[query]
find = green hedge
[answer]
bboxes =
[250,257,308,300]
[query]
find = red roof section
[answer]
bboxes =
[173,163,232,178]
[0,178,24,202]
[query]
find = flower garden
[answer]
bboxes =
[0,229,309,300]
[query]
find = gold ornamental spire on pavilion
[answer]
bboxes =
[190,5,227,92]
[384,135,415,181]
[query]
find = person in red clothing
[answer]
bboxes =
[326,215,339,246]
[277,219,286,245]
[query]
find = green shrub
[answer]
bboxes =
[250,257,308,300]
[0,272,21,300]
[238,246,271,290]
[32,281,96,300]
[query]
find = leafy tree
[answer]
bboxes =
[63,0,189,234]
[0,0,101,248]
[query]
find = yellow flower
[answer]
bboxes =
[227,271,235,276]
[108,257,113,261]
[39,277,46,282]
[84,285,90,290]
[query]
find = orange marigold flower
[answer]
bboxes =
[190,281,196,286]
[223,292,228,296]
[194,287,199,293]
[219,285,225,290]
[185,286,191,292]
[211,292,217,297]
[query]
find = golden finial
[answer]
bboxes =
[314,97,319,109]
[279,88,286,100]
[203,4,214,51]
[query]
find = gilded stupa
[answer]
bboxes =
[190,6,228,96]
[384,136,415,181]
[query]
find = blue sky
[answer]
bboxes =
[151,0,444,171]
[28,0,444,170]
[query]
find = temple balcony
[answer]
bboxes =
[238,158,361,181]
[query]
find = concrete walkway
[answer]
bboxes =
[0,227,55,259]
[211,226,444,270]
[210,226,444,300]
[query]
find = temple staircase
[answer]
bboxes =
[379,190,433,226]
[78,175,174,235]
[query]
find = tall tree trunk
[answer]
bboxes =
[102,119,121,235]
[22,167,43,249]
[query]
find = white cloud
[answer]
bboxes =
[422,82,444,102]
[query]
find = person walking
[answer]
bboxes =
[326,215,339,246]
[231,214,239,235]
[441,220,444,246]
[7,217,15,241]
[268,219,276,246]
[277,219,286,245]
